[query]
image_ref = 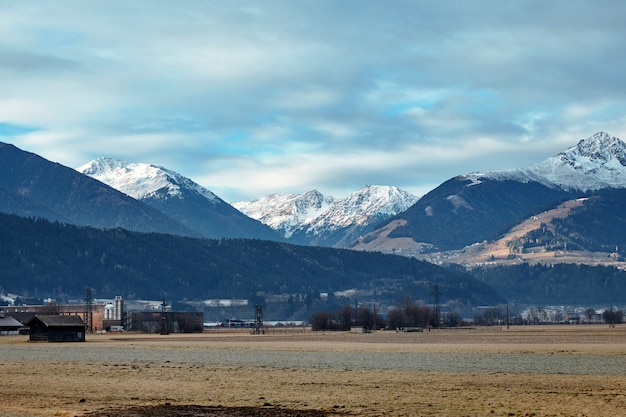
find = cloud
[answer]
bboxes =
[1,1,626,201]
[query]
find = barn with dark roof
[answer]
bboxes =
[26,315,86,342]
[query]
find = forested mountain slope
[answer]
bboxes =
[0,213,502,308]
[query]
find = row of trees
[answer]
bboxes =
[311,301,625,331]
[310,305,385,331]
[310,299,463,331]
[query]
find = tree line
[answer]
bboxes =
[310,298,469,331]
[310,301,624,330]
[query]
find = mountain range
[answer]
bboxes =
[0,141,420,245]
[2,132,626,309]
[3,131,626,258]
[352,131,626,265]
[233,186,418,247]
[76,158,418,245]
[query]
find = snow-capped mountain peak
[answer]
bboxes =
[567,131,626,166]
[311,185,418,231]
[467,132,626,192]
[234,185,418,245]
[78,157,220,203]
[232,190,335,238]
[78,157,281,241]
[524,132,626,191]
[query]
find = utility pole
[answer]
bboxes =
[431,283,442,328]
[506,303,510,330]
[254,304,263,334]
[160,294,169,335]
[372,303,377,331]
[85,286,93,333]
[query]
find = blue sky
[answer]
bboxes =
[1,1,626,202]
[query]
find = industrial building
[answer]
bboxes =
[1,295,204,334]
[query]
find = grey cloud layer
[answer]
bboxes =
[1,1,626,200]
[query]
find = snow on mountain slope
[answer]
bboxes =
[232,190,335,238]
[525,131,626,191]
[303,185,418,235]
[234,185,418,244]
[78,157,281,241]
[466,132,626,192]
[78,157,220,203]
[0,143,196,236]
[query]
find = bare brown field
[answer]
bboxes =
[1,325,626,417]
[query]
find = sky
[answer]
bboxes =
[1,1,626,202]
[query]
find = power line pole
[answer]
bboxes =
[431,283,442,328]
[506,303,510,330]
[160,294,169,335]
[254,304,263,334]
[85,286,93,333]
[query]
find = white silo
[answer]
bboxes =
[114,296,123,321]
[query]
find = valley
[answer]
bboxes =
[3,132,626,310]
[1,326,626,417]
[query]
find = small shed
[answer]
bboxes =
[26,315,86,342]
[0,312,24,335]
[350,326,369,333]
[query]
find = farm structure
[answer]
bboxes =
[1,298,121,333]
[1,297,206,334]
[26,315,86,342]
[0,311,23,335]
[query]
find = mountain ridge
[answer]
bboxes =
[78,157,281,241]
[233,190,336,239]
[234,185,418,247]
[467,131,626,191]
[352,132,626,253]
[0,142,196,236]
[0,211,504,316]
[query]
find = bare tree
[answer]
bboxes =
[339,305,353,330]
[386,307,405,330]
[310,312,335,331]
[603,308,624,328]
[40,300,61,315]
[444,311,462,327]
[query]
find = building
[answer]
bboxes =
[26,315,86,342]
[128,311,204,333]
[0,311,24,335]
[1,296,125,333]
[101,296,125,331]
[1,296,204,334]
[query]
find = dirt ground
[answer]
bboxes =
[1,326,626,417]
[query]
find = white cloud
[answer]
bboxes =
[2,1,626,201]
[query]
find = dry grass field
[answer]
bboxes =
[1,325,626,417]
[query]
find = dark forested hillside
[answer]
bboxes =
[469,263,626,305]
[0,186,70,222]
[0,213,502,307]
[551,189,626,253]
[377,177,574,250]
